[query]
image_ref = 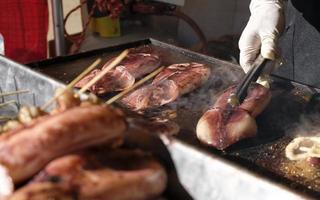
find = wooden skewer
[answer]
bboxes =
[0,116,12,121]
[78,49,130,94]
[106,66,165,105]
[68,58,102,87]
[0,100,17,108]
[41,58,102,110]
[0,89,29,97]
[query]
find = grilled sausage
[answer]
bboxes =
[9,149,167,200]
[0,105,126,184]
[54,88,81,112]
[5,183,72,200]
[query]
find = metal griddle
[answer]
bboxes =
[25,39,320,199]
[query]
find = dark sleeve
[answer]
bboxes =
[291,0,320,31]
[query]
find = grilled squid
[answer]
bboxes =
[196,83,271,150]
[121,63,211,111]
[75,46,161,95]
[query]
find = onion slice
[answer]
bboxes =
[285,136,320,161]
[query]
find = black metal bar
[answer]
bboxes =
[234,55,269,103]
[27,39,151,67]
[52,0,66,56]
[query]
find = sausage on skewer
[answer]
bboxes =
[7,149,167,200]
[0,105,126,185]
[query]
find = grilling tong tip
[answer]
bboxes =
[227,54,274,107]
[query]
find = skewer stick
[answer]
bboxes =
[41,58,102,110]
[0,100,17,109]
[68,58,102,87]
[106,66,165,105]
[0,116,12,121]
[78,49,130,94]
[0,90,29,97]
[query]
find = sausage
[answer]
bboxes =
[10,149,167,200]
[54,88,81,112]
[5,183,72,200]
[121,63,211,111]
[0,105,126,184]
[196,83,270,150]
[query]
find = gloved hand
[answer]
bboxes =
[239,0,285,73]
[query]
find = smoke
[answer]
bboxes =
[288,114,320,138]
[167,65,243,113]
[140,61,244,132]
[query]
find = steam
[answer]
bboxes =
[288,114,320,138]
[168,65,243,113]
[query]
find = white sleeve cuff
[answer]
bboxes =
[250,0,284,14]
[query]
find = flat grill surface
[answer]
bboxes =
[28,39,320,198]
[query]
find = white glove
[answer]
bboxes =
[239,0,285,73]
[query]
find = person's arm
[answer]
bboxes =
[239,0,285,73]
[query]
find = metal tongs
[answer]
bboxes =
[227,54,272,107]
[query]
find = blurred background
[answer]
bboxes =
[0,0,251,64]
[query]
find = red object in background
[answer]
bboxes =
[0,0,48,64]
[94,0,123,18]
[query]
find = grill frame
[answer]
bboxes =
[2,38,315,199]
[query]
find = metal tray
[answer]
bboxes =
[0,55,64,114]
[27,39,320,199]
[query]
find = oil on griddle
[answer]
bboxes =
[28,40,320,197]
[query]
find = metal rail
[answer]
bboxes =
[51,0,66,56]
